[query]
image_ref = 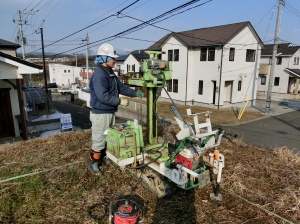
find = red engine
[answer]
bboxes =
[174,149,199,170]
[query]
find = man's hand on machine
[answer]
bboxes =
[120,98,129,107]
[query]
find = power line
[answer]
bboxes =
[83,0,152,36]
[51,0,212,56]
[284,1,300,18]
[49,0,275,58]
[22,0,36,11]
[28,0,141,53]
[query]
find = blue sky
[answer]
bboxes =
[1,0,300,57]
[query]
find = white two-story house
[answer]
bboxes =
[115,50,147,76]
[258,43,300,94]
[48,63,96,88]
[147,21,264,108]
[49,63,82,87]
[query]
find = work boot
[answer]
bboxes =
[98,148,109,166]
[89,151,102,175]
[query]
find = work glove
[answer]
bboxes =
[120,98,129,107]
[136,90,144,98]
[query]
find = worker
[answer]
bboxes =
[89,43,143,175]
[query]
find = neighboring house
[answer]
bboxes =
[258,43,300,94]
[0,38,43,140]
[115,54,127,75]
[147,21,264,107]
[48,63,82,87]
[115,50,147,76]
[79,66,96,86]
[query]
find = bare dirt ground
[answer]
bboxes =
[0,127,299,223]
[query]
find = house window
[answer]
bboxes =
[168,50,173,61]
[68,70,70,73]
[297,57,300,65]
[200,48,207,61]
[64,70,66,73]
[260,75,266,85]
[274,77,280,86]
[198,80,203,95]
[167,80,172,92]
[294,57,297,65]
[174,49,179,61]
[229,48,235,61]
[132,64,135,72]
[127,64,130,72]
[173,79,178,93]
[276,57,282,65]
[238,81,242,91]
[208,47,215,61]
[246,49,256,62]
[269,57,272,65]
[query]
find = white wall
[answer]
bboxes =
[160,37,188,102]
[49,63,82,87]
[116,54,143,76]
[0,61,18,79]
[125,54,142,73]
[189,47,221,105]
[221,26,261,104]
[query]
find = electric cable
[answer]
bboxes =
[23,0,36,11]
[28,0,141,53]
[44,0,212,56]
[29,0,44,12]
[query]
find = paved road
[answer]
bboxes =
[51,98,126,130]
[223,110,300,154]
[51,100,92,129]
[222,99,300,154]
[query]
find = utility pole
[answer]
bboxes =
[17,10,26,59]
[40,27,50,112]
[73,53,78,67]
[265,0,284,114]
[82,33,89,87]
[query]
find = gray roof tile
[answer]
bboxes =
[147,21,263,50]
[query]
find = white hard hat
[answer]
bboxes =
[97,43,119,58]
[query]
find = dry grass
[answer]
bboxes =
[0,128,299,223]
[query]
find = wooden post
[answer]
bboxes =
[16,79,28,140]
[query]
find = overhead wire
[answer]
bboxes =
[52,0,277,59]
[19,0,299,58]
[38,0,63,22]
[43,0,151,54]
[263,2,277,42]
[29,0,44,12]
[117,0,213,36]
[28,0,141,53]
[50,0,214,56]
[86,0,152,35]
[22,0,36,12]
[284,1,300,19]
[30,0,209,55]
